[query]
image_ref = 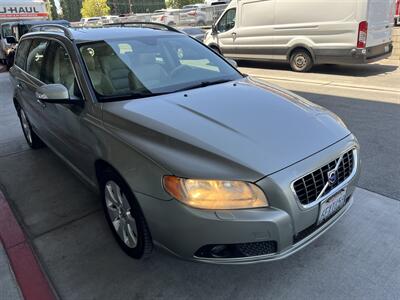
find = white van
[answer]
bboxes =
[204,0,395,71]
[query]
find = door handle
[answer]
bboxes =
[36,99,46,108]
[16,83,22,89]
[232,32,237,40]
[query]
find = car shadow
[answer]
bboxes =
[237,60,399,77]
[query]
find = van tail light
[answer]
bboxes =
[188,11,197,16]
[161,15,165,22]
[396,0,400,15]
[357,21,368,49]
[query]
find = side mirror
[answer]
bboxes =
[226,58,238,68]
[36,84,83,105]
[211,24,218,35]
[5,36,18,44]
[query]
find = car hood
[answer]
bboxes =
[102,77,350,181]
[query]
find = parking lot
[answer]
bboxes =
[0,59,399,299]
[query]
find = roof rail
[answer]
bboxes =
[103,22,180,33]
[29,24,73,39]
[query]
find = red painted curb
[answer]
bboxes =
[0,191,56,300]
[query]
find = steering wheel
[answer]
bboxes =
[170,64,192,78]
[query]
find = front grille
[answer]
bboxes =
[236,241,277,257]
[293,149,354,206]
[194,241,277,259]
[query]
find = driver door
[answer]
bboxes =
[39,41,95,175]
[215,8,237,56]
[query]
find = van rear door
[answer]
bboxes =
[366,0,395,47]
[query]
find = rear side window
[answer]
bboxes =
[15,39,31,70]
[26,39,49,80]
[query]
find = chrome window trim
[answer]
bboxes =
[290,147,358,210]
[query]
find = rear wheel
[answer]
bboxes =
[290,49,313,72]
[100,170,153,259]
[18,107,44,149]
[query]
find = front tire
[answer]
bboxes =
[100,170,153,259]
[18,107,44,149]
[210,46,221,55]
[290,49,313,72]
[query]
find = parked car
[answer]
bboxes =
[180,27,206,41]
[205,0,230,5]
[0,20,69,68]
[10,24,359,263]
[101,15,120,24]
[151,9,179,26]
[204,0,395,72]
[395,0,400,26]
[80,17,102,26]
[181,4,207,26]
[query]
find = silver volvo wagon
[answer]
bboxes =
[10,23,360,264]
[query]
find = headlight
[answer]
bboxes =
[163,176,268,210]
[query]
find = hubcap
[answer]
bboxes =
[20,110,32,144]
[105,181,138,248]
[295,55,307,69]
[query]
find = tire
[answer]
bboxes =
[210,46,221,55]
[290,49,313,72]
[18,107,45,149]
[99,170,153,259]
[197,20,206,27]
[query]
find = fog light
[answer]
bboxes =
[210,245,230,258]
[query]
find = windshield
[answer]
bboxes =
[79,34,242,101]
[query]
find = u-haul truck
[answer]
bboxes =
[1,0,49,64]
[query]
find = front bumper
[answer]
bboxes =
[315,42,393,64]
[137,135,360,264]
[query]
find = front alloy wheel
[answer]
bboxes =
[105,181,138,249]
[100,171,153,259]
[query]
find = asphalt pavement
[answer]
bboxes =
[0,61,399,300]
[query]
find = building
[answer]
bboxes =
[108,0,166,15]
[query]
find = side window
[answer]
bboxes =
[26,39,49,80]
[42,41,81,98]
[15,39,31,70]
[217,8,236,33]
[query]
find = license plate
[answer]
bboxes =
[317,190,347,225]
[385,45,390,53]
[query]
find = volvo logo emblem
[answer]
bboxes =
[327,170,337,185]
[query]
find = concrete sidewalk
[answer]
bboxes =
[0,243,23,300]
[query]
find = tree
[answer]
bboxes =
[49,0,59,20]
[81,0,111,17]
[166,0,198,8]
[60,0,82,21]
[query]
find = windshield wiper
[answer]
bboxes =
[100,91,168,102]
[173,79,232,93]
